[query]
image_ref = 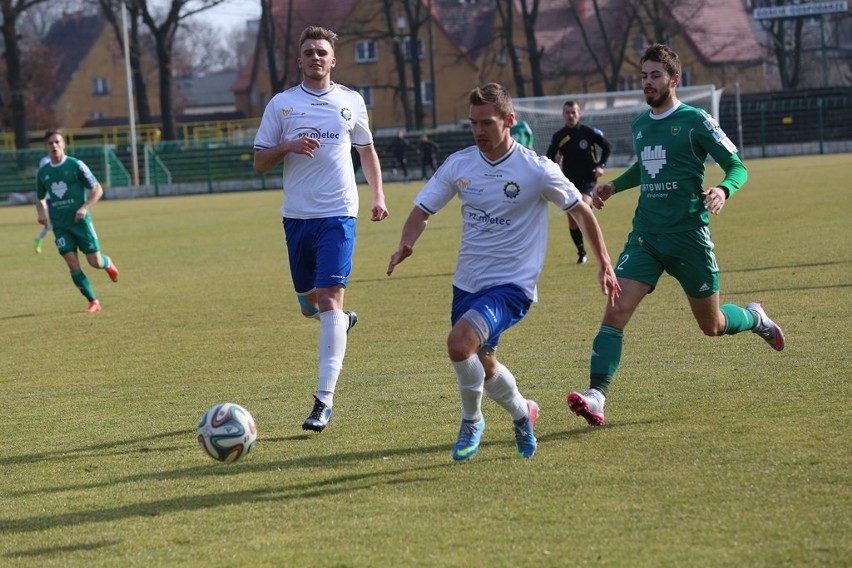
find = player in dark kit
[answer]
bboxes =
[546,101,611,264]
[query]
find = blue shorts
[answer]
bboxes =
[282,217,356,293]
[451,284,531,349]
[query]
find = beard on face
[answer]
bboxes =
[645,83,671,109]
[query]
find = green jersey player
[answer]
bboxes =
[36,129,119,313]
[566,44,786,427]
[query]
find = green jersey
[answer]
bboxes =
[510,121,535,149]
[36,156,99,230]
[612,102,747,233]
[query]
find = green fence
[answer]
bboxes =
[0,146,129,195]
[0,140,281,196]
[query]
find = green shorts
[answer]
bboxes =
[53,218,101,256]
[614,227,719,298]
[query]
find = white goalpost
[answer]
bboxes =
[513,85,722,167]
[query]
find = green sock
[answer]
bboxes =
[71,269,96,301]
[102,255,111,270]
[721,304,756,334]
[589,324,623,396]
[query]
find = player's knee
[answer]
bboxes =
[297,295,319,319]
[697,319,725,337]
[447,340,474,362]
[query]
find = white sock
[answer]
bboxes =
[316,310,348,403]
[484,363,528,421]
[316,390,333,408]
[452,354,484,421]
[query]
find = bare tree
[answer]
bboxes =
[1,0,53,149]
[758,10,805,90]
[176,19,237,74]
[132,0,226,140]
[494,0,528,97]
[259,0,294,94]
[517,0,544,96]
[565,0,638,93]
[380,0,430,130]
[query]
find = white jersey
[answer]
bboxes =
[253,82,373,219]
[415,142,582,301]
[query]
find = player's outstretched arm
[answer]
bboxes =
[591,182,615,209]
[387,207,430,276]
[569,201,620,305]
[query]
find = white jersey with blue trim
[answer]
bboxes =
[415,142,582,301]
[254,82,373,219]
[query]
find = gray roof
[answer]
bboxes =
[176,70,240,108]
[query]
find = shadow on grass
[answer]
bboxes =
[0,313,36,320]
[0,459,452,535]
[0,429,188,467]
[0,423,655,534]
[5,540,121,559]
[723,260,849,274]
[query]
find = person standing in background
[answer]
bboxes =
[387,130,413,183]
[417,134,440,180]
[546,101,612,265]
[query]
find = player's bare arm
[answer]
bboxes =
[702,186,727,215]
[36,199,49,225]
[569,201,621,304]
[253,138,322,174]
[76,183,104,222]
[357,145,389,222]
[387,207,430,275]
[591,182,615,209]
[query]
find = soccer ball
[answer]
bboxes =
[197,403,257,463]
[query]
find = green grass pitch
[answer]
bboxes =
[1,154,850,566]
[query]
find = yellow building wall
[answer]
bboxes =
[52,26,161,129]
[245,0,531,131]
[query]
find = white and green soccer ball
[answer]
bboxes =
[197,403,257,463]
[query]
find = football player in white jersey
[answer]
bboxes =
[253,26,389,433]
[387,83,620,460]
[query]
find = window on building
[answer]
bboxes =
[421,81,433,105]
[355,41,378,63]
[355,86,374,108]
[403,36,425,61]
[92,77,109,96]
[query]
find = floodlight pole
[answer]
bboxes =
[121,0,140,187]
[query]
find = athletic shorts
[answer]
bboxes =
[574,180,596,197]
[283,216,356,293]
[451,283,531,349]
[615,227,719,298]
[53,218,100,255]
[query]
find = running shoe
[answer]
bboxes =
[513,400,539,459]
[105,260,120,282]
[302,396,333,432]
[452,417,485,461]
[86,300,102,313]
[746,302,785,351]
[567,389,605,426]
[345,310,358,333]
